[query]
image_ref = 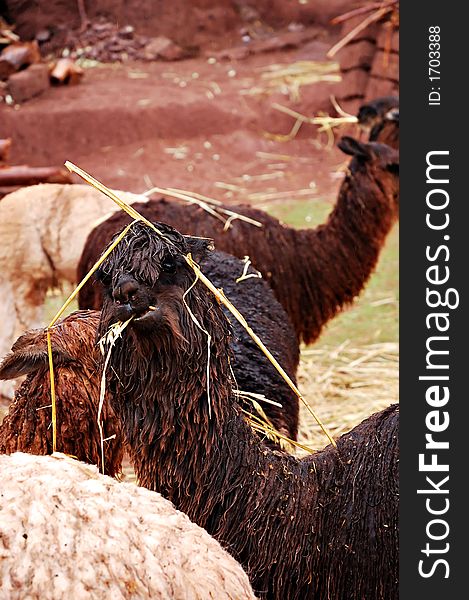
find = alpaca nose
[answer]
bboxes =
[113,277,140,305]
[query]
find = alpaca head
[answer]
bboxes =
[357,96,399,129]
[97,220,230,368]
[338,136,399,208]
[96,221,233,466]
[0,311,99,381]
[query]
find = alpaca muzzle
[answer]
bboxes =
[112,275,153,321]
[112,275,139,305]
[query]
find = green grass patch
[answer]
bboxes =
[265,198,399,347]
[262,196,333,229]
[45,286,79,324]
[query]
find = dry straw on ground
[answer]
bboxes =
[297,341,398,454]
[143,185,263,230]
[265,98,358,147]
[241,60,341,100]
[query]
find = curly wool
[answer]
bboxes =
[0,452,256,600]
[0,311,123,476]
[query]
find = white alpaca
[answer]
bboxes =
[0,453,256,599]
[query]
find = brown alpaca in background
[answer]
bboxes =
[358,96,399,148]
[78,136,399,345]
[0,311,124,476]
[97,220,399,600]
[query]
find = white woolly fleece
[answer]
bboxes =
[0,453,255,600]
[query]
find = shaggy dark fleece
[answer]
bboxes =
[78,137,399,345]
[97,220,399,600]
[1,251,299,456]
[0,310,123,477]
[202,250,299,439]
[97,226,299,439]
[358,96,399,149]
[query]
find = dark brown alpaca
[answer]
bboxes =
[0,310,123,476]
[1,247,299,464]
[193,249,300,439]
[78,136,400,345]
[358,96,399,149]
[97,220,399,600]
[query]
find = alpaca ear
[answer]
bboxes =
[0,336,74,380]
[357,104,377,124]
[0,350,47,379]
[184,236,214,263]
[338,136,372,160]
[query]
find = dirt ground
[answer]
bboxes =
[1,28,354,204]
[5,0,352,46]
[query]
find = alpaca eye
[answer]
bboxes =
[162,258,177,274]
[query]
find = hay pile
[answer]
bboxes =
[297,341,398,453]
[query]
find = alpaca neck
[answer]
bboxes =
[110,336,326,523]
[324,167,397,237]
[317,170,397,265]
[295,166,398,344]
[111,335,234,496]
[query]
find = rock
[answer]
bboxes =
[7,64,50,103]
[118,25,135,40]
[92,22,113,33]
[35,29,51,43]
[143,37,185,61]
[50,58,84,85]
[0,41,41,81]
